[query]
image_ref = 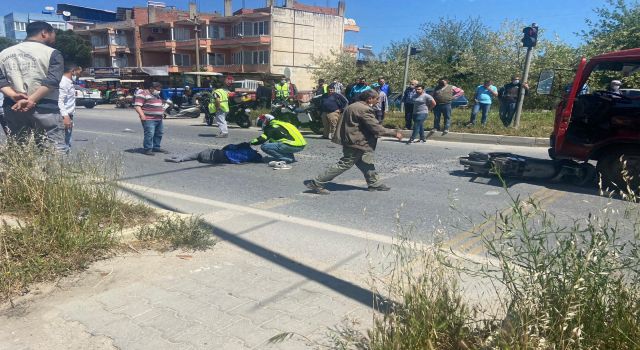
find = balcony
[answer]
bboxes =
[211,36,271,48]
[175,39,211,50]
[92,45,109,54]
[114,45,131,54]
[210,64,269,74]
[140,40,175,51]
[344,24,360,32]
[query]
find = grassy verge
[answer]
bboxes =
[0,139,214,302]
[382,108,555,138]
[135,215,216,252]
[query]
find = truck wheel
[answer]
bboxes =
[597,149,640,192]
[85,102,96,109]
[237,115,251,128]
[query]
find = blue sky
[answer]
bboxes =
[1,0,605,50]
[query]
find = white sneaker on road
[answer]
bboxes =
[273,161,292,170]
[268,161,278,167]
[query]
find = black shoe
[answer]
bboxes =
[153,148,169,154]
[406,138,414,145]
[142,149,154,156]
[368,184,391,192]
[304,179,330,195]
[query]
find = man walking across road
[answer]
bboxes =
[134,81,167,156]
[58,62,81,149]
[432,78,464,135]
[251,114,306,169]
[498,75,529,127]
[304,90,403,195]
[320,84,348,139]
[0,21,66,152]
[208,81,230,138]
[467,80,498,127]
[402,80,418,130]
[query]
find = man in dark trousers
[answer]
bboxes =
[304,90,403,195]
[320,84,348,139]
[499,75,529,127]
[402,80,418,130]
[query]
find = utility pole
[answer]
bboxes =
[189,2,201,86]
[513,23,538,129]
[401,44,410,113]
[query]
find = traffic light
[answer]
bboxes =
[409,47,423,56]
[522,25,538,48]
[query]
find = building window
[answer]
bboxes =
[174,27,192,41]
[113,55,129,68]
[209,53,225,66]
[93,56,108,67]
[231,21,269,37]
[233,50,269,65]
[175,53,191,67]
[14,22,26,32]
[208,25,224,39]
[232,52,242,65]
[91,35,108,48]
[48,22,66,31]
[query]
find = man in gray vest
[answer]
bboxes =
[431,78,464,135]
[0,21,66,152]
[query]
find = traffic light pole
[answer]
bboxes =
[401,44,411,113]
[513,46,533,129]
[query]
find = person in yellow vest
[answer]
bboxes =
[208,81,230,138]
[273,78,290,102]
[251,114,306,170]
[315,79,329,95]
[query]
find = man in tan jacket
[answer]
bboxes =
[304,90,402,195]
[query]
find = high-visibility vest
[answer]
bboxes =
[275,83,290,99]
[320,84,328,94]
[272,120,307,147]
[208,88,229,113]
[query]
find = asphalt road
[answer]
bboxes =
[55,105,612,248]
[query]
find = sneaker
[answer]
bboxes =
[304,179,330,195]
[442,130,449,135]
[217,133,229,138]
[273,161,292,170]
[142,149,154,156]
[153,148,169,154]
[368,184,391,192]
[268,161,279,167]
[430,128,438,133]
[465,122,474,127]
[419,139,426,143]
[406,138,414,145]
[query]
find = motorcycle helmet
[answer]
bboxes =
[257,114,275,129]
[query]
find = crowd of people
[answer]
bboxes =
[0,21,531,195]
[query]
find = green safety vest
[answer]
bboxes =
[272,120,307,147]
[320,84,328,94]
[208,88,229,113]
[275,83,290,99]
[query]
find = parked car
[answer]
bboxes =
[389,88,468,110]
[74,85,102,108]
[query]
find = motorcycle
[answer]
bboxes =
[270,95,323,134]
[163,99,201,119]
[114,90,134,108]
[200,91,252,128]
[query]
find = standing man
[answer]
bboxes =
[377,77,390,96]
[402,80,418,130]
[315,79,329,95]
[208,81,230,138]
[372,83,387,123]
[347,77,372,103]
[287,78,298,100]
[498,75,529,127]
[0,21,66,151]
[274,78,290,102]
[467,80,498,127]
[320,83,348,139]
[134,81,167,155]
[432,78,464,135]
[331,77,344,95]
[304,90,403,195]
[58,62,81,149]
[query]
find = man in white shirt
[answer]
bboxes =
[58,63,81,149]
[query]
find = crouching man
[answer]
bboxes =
[251,114,306,170]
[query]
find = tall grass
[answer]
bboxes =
[0,139,153,300]
[315,188,640,349]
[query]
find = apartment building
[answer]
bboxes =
[76,0,358,90]
[2,12,67,41]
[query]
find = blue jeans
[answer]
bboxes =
[410,113,428,140]
[469,103,492,125]
[499,101,517,127]
[142,119,164,150]
[432,103,452,131]
[64,114,73,148]
[261,142,304,163]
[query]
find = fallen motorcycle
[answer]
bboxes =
[163,100,201,119]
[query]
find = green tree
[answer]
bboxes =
[0,37,15,52]
[581,0,640,56]
[54,29,92,68]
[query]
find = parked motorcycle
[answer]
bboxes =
[270,95,323,134]
[200,91,252,128]
[163,100,201,119]
[114,90,134,108]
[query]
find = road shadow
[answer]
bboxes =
[118,163,218,182]
[197,133,218,138]
[302,183,368,194]
[449,169,603,198]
